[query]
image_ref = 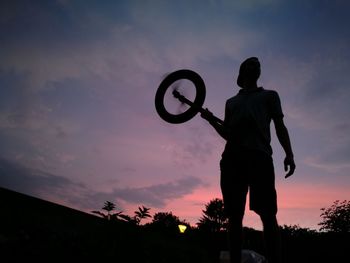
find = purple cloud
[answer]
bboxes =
[0,157,205,211]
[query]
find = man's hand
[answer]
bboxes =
[201,108,228,140]
[201,108,214,123]
[284,155,295,178]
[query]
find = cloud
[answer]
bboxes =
[0,157,205,210]
[0,157,88,202]
[171,122,222,167]
[304,144,350,173]
[0,0,266,165]
[263,53,350,136]
[209,0,280,10]
[91,176,205,208]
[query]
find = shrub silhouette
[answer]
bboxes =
[197,198,228,233]
[319,200,350,233]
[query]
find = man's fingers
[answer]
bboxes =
[285,163,296,178]
[284,157,295,178]
[285,168,292,178]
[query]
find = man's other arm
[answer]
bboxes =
[273,117,296,178]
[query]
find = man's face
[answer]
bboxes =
[237,58,261,88]
[241,59,260,79]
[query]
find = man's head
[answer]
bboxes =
[237,57,261,88]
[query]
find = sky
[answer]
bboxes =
[0,0,349,230]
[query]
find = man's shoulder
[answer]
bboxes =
[226,96,236,103]
[226,88,279,101]
[261,88,279,95]
[226,95,239,106]
[226,87,279,105]
[259,88,281,101]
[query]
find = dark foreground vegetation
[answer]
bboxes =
[0,187,349,263]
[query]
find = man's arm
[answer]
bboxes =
[201,107,229,141]
[273,117,296,178]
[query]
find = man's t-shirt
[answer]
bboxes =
[223,87,284,156]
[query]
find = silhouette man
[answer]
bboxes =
[201,57,295,263]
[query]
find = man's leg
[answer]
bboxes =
[220,152,248,263]
[260,214,282,263]
[227,214,244,263]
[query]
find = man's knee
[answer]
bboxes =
[227,213,244,230]
[230,211,244,222]
[260,213,278,228]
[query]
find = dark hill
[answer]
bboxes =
[0,187,211,262]
[0,187,124,261]
[1,187,348,263]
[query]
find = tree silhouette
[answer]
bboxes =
[319,200,350,233]
[197,198,228,232]
[134,206,152,225]
[152,212,181,227]
[149,211,191,235]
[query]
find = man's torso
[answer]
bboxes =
[223,87,284,156]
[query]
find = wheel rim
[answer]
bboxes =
[155,69,206,124]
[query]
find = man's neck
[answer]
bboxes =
[242,82,258,89]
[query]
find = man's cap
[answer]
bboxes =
[237,57,261,88]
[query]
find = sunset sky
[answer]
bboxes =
[1,0,349,230]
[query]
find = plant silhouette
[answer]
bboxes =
[134,205,152,225]
[116,206,152,225]
[103,201,115,214]
[91,201,124,221]
[92,202,152,225]
[197,198,228,233]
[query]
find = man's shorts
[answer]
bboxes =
[220,148,277,218]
